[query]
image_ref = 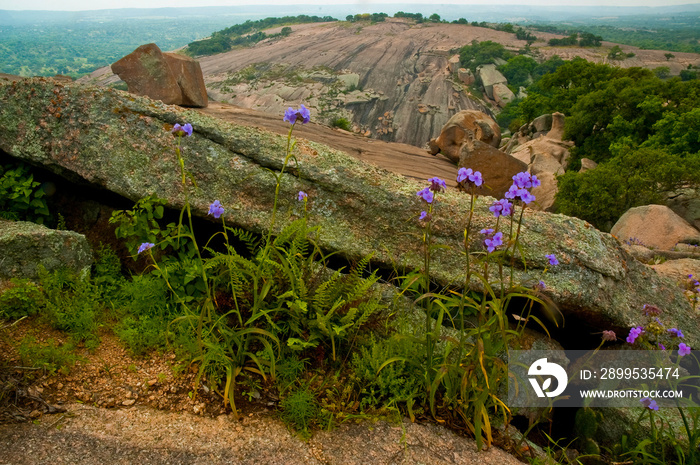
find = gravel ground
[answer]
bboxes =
[0,403,526,465]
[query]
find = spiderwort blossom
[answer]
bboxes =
[545,254,559,266]
[626,326,644,344]
[456,167,483,187]
[207,200,224,219]
[679,343,692,356]
[137,242,155,254]
[640,397,659,411]
[298,191,308,202]
[428,177,447,193]
[537,280,546,290]
[172,123,193,137]
[602,330,616,342]
[419,211,430,221]
[283,104,311,125]
[489,198,513,218]
[668,328,685,338]
[658,343,666,350]
[480,228,495,236]
[417,187,434,204]
[483,231,503,253]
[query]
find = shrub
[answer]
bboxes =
[280,386,319,437]
[0,279,45,320]
[330,117,352,131]
[18,336,80,375]
[0,162,50,224]
[38,266,102,349]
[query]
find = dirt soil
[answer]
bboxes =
[0,320,527,465]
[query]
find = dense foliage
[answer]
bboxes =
[185,15,337,57]
[500,58,700,229]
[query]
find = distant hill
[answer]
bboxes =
[81,18,700,148]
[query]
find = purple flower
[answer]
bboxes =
[537,280,546,290]
[505,185,536,204]
[480,228,495,236]
[489,198,513,218]
[172,123,193,137]
[668,328,685,338]
[284,104,311,124]
[640,397,659,411]
[298,191,308,202]
[679,343,691,356]
[484,231,503,253]
[626,326,644,344]
[456,167,483,187]
[417,187,434,204]
[602,330,616,342]
[137,242,155,254]
[207,200,225,219]
[520,190,536,204]
[419,211,430,221]
[428,177,447,193]
[546,254,559,266]
[658,343,666,350]
[531,174,541,188]
[512,172,533,189]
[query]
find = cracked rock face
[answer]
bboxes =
[111,43,208,108]
[1,78,697,347]
[0,219,92,280]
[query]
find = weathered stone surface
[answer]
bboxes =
[428,110,501,163]
[0,219,92,280]
[611,205,700,250]
[111,43,183,105]
[531,171,559,212]
[651,258,700,285]
[1,78,698,347]
[476,64,508,99]
[492,82,515,107]
[163,52,208,108]
[448,54,460,73]
[579,158,598,173]
[530,114,552,134]
[458,140,528,199]
[457,68,475,86]
[667,188,700,231]
[547,112,566,141]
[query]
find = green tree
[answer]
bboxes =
[459,40,513,72]
[556,146,700,230]
[498,55,537,88]
[429,13,441,23]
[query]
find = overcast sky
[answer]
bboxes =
[1,0,698,10]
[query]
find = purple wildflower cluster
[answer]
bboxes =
[624,304,692,357]
[172,123,193,137]
[480,228,503,253]
[456,167,483,187]
[626,326,645,344]
[505,171,540,205]
[137,242,155,254]
[283,105,311,125]
[641,397,659,411]
[208,200,225,219]
[489,198,513,218]
[545,254,559,266]
[416,176,447,205]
